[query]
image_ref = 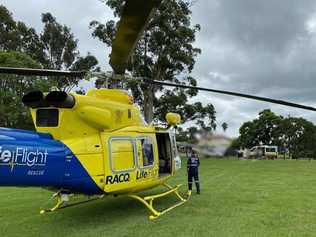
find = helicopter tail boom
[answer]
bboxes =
[0,127,102,195]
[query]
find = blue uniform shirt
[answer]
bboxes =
[187,155,200,173]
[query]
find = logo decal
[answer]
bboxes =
[136,169,157,181]
[105,173,130,184]
[0,146,48,171]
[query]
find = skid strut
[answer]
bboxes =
[128,184,191,220]
[40,192,104,214]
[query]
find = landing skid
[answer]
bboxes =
[40,191,104,214]
[40,184,190,219]
[127,184,191,220]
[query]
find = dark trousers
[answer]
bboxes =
[188,169,200,193]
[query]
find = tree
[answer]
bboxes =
[0,51,52,129]
[0,5,20,51]
[294,121,316,159]
[40,13,99,91]
[0,5,44,61]
[221,122,228,133]
[277,117,316,159]
[237,109,283,148]
[40,12,78,70]
[0,6,99,91]
[90,0,215,126]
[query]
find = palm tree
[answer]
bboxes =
[221,122,228,133]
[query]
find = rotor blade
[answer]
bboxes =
[143,79,316,112]
[0,67,87,78]
[110,0,162,74]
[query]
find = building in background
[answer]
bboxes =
[197,134,233,157]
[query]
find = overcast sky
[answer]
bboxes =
[2,0,316,137]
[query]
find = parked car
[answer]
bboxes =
[249,145,278,160]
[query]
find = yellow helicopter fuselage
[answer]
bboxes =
[28,89,181,196]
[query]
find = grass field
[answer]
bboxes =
[2,159,316,237]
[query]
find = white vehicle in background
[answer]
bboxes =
[249,145,278,160]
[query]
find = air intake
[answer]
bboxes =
[22,91,47,108]
[45,91,75,108]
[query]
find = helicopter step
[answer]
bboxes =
[127,183,191,220]
[40,191,104,214]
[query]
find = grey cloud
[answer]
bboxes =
[193,0,316,52]
[189,0,316,135]
[191,0,316,95]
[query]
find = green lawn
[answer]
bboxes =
[2,159,316,237]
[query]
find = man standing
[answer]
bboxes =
[187,149,200,195]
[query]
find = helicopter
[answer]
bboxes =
[0,0,188,221]
[1,0,316,221]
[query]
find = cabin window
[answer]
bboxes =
[110,138,135,172]
[266,147,276,153]
[36,109,59,127]
[137,138,154,167]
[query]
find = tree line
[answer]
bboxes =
[234,109,316,159]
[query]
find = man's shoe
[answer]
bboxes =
[187,190,192,196]
[197,191,200,195]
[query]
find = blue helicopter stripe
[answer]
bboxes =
[0,128,103,195]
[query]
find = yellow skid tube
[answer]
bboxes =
[128,184,191,220]
[40,192,104,214]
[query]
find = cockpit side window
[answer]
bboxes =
[137,138,154,167]
[110,138,135,172]
[36,109,59,127]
